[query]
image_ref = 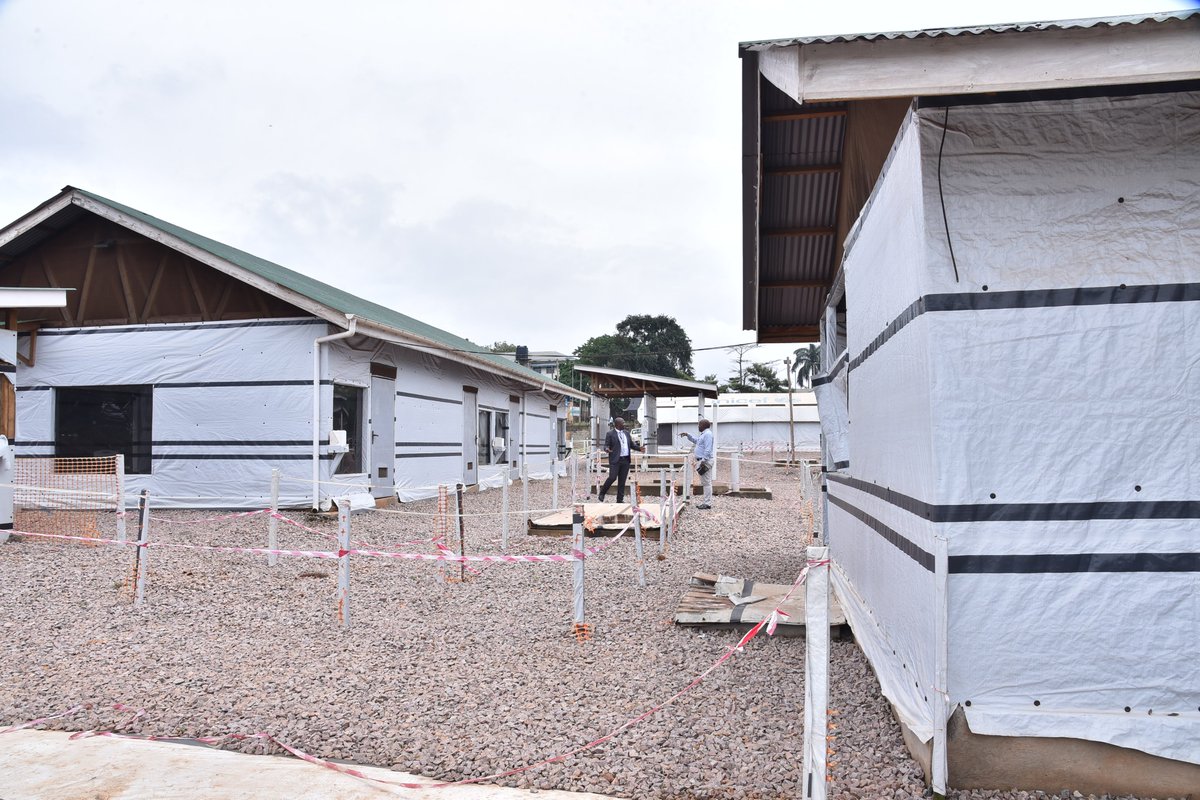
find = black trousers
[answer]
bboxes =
[599,457,632,502]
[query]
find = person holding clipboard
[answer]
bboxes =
[679,418,714,509]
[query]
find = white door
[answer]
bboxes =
[463,389,478,486]
[370,374,396,498]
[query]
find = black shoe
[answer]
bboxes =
[697,503,712,510]
[597,496,605,503]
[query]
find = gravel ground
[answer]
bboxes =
[0,460,1174,799]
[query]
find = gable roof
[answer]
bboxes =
[737,11,1200,342]
[0,186,586,400]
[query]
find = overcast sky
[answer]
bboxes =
[0,0,1190,382]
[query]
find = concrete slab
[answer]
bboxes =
[0,730,618,800]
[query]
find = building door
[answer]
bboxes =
[369,365,396,499]
[463,387,478,486]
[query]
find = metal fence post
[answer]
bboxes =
[268,468,280,567]
[572,504,585,624]
[134,489,150,607]
[336,498,351,629]
[802,547,830,800]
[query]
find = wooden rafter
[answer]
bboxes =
[76,244,97,325]
[38,253,71,323]
[114,244,140,323]
[141,252,168,320]
[765,165,842,176]
[762,227,837,237]
[761,280,829,289]
[762,109,847,123]
[213,279,234,319]
[183,261,209,320]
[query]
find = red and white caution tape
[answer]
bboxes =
[149,509,271,525]
[0,561,829,791]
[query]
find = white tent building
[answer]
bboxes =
[739,12,1199,796]
[0,187,585,509]
[653,391,819,453]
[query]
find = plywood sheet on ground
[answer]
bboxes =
[527,502,680,539]
[674,572,845,634]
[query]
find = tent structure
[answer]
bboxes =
[654,391,819,453]
[739,11,1199,796]
[571,364,717,455]
[0,187,587,509]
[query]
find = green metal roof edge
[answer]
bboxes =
[70,188,576,392]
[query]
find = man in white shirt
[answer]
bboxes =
[598,416,643,503]
[680,418,715,509]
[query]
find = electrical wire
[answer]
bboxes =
[937,106,961,283]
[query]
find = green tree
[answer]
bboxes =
[738,362,785,392]
[614,314,693,378]
[487,340,519,353]
[791,343,821,388]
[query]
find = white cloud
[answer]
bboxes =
[0,0,1184,385]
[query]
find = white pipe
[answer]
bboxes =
[313,315,358,510]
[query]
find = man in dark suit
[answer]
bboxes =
[598,416,643,503]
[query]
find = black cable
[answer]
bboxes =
[937,106,961,283]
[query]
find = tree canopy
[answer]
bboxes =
[571,315,693,379]
[724,361,785,393]
[791,343,821,388]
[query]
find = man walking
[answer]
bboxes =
[598,416,643,503]
[680,419,715,509]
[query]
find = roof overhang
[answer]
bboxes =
[0,187,588,402]
[573,364,718,399]
[739,12,1200,343]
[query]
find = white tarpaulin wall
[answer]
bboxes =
[17,319,326,509]
[827,91,1200,764]
[656,392,821,450]
[16,317,571,509]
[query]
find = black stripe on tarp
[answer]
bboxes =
[396,391,462,405]
[16,386,50,391]
[950,552,1200,574]
[812,352,848,387]
[31,318,329,336]
[395,441,462,447]
[0,522,12,530]
[151,453,337,460]
[0,364,15,374]
[395,452,460,459]
[152,440,322,446]
[826,473,1200,522]
[827,494,935,571]
[833,460,849,470]
[154,380,326,389]
[850,282,1200,373]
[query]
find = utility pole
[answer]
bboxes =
[784,356,796,465]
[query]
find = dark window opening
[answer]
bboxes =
[333,384,365,475]
[55,386,153,474]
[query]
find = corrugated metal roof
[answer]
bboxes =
[2,187,582,396]
[740,10,1197,50]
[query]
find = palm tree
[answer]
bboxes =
[791,343,821,388]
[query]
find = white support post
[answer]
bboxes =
[933,534,950,797]
[658,468,666,503]
[501,470,510,551]
[268,468,280,567]
[552,457,559,509]
[666,469,676,549]
[571,504,586,624]
[570,452,578,503]
[134,489,150,608]
[802,546,830,800]
[731,452,741,494]
[336,498,351,629]
[522,462,530,526]
[115,454,127,544]
[632,488,646,589]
